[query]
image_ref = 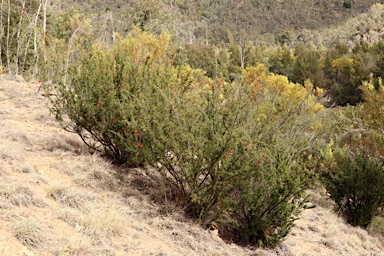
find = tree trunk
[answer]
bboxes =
[6,0,10,73]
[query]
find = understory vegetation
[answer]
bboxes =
[2,0,384,249]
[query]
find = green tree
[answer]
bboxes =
[184,44,217,78]
[267,46,294,78]
[291,43,325,88]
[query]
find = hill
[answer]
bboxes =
[0,77,383,255]
[59,0,384,44]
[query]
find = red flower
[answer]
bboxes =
[216,202,221,207]
[137,143,143,148]
[103,120,107,124]
[135,130,142,136]
[137,89,141,93]
[255,161,261,166]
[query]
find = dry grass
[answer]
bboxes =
[52,232,95,256]
[58,203,126,240]
[52,155,119,191]
[287,204,384,256]
[0,124,29,162]
[0,141,22,161]
[0,125,30,144]
[44,133,83,153]
[14,163,35,174]
[0,182,46,207]
[10,216,47,248]
[0,199,10,210]
[0,108,14,120]
[47,185,97,209]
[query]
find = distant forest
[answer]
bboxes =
[63,0,384,44]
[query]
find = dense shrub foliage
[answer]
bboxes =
[50,29,325,247]
[321,149,384,227]
[50,29,175,164]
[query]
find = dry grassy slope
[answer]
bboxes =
[0,76,383,256]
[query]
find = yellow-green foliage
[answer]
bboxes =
[113,27,174,66]
[242,64,324,114]
[344,81,384,156]
[331,56,355,76]
[357,81,384,129]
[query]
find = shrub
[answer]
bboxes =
[50,28,176,164]
[133,64,321,247]
[225,146,313,247]
[321,149,384,228]
[50,29,323,248]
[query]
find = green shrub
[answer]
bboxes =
[49,28,175,165]
[132,71,318,247]
[321,149,384,228]
[368,215,384,237]
[50,29,321,248]
[225,150,312,247]
[136,81,253,220]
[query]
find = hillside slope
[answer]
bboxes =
[60,0,384,44]
[0,76,383,255]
